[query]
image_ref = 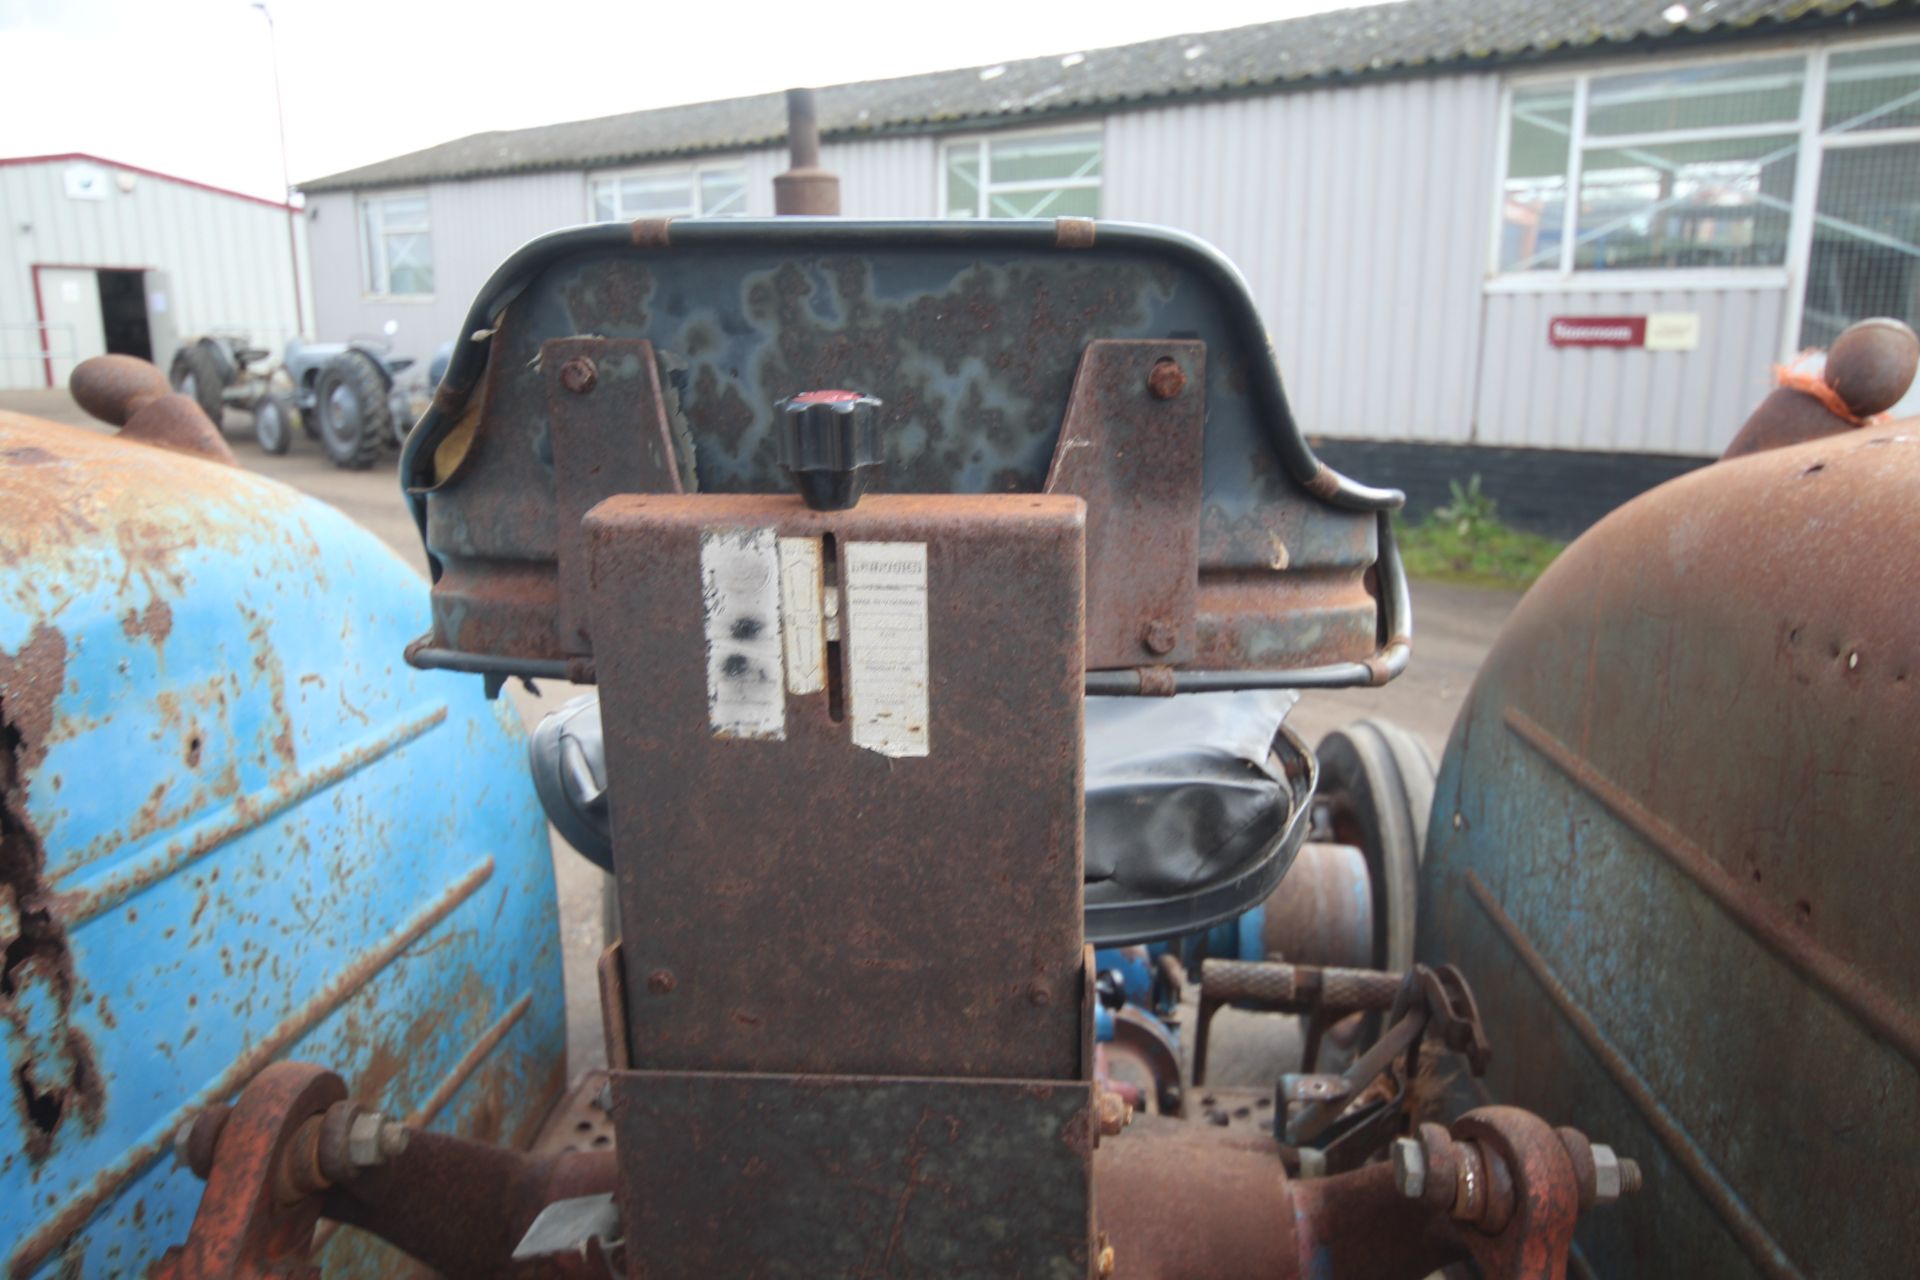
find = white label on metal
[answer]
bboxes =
[844,541,930,758]
[1644,312,1702,352]
[700,527,785,740]
[777,536,826,695]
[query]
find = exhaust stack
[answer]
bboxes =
[774,87,840,215]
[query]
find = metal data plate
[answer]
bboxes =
[588,493,1087,1081]
[612,1071,1095,1279]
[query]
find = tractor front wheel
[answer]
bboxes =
[313,351,391,470]
[169,340,227,426]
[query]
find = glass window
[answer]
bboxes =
[1497,55,1807,275]
[363,194,433,296]
[588,165,749,221]
[1823,43,1920,133]
[942,129,1102,219]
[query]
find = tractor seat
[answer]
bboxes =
[531,689,1310,946]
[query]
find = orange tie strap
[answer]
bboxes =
[1773,351,1885,428]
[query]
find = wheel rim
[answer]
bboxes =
[179,371,197,401]
[258,403,283,449]
[324,382,362,444]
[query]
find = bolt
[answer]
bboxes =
[560,356,598,394]
[1097,1243,1116,1277]
[172,1119,195,1169]
[1095,1089,1133,1138]
[173,1105,232,1179]
[1590,1144,1641,1205]
[1147,357,1186,400]
[1142,620,1178,656]
[647,968,677,995]
[1026,981,1052,1007]
[1391,1136,1427,1199]
[346,1111,409,1169]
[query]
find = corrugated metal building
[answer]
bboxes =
[300,0,1920,530]
[0,154,313,391]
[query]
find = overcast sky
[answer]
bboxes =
[0,0,1354,201]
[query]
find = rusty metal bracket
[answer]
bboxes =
[611,1070,1095,1276]
[543,337,686,655]
[1044,340,1206,669]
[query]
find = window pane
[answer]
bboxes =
[618,175,696,216]
[590,181,617,222]
[986,184,1100,218]
[1501,83,1573,271]
[385,232,433,295]
[944,146,980,217]
[363,202,383,293]
[988,131,1102,184]
[1799,141,1920,347]
[699,169,747,215]
[376,196,429,233]
[1824,42,1920,134]
[1574,134,1796,270]
[1586,57,1804,136]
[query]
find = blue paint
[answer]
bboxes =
[0,420,564,1278]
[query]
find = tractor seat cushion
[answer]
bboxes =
[1083,691,1298,900]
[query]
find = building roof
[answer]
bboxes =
[1,153,299,212]
[301,0,1912,192]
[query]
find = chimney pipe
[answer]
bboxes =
[774,87,840,215]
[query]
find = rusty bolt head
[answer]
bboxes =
[1026,981,1052,1006]
[174,1105,232,1179]
[1147,357,1186,400]
[560,356,598,395]
[1095,1089,1133,1138]
[647,968,677,995]
[346,1112,408,1169]
[1142,620,1178,656]
[1391,1136,1427,1199]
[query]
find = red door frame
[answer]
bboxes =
[29,261,157,388]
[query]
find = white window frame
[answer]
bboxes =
[360,190,433,300]
[937,123,1104,220]
[1487,44,1811,295]
[585,161,751,221]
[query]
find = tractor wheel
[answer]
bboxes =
[252,392,296,456]
[169,340,227,426]
[1313,719,1436,977]
[313,351,391,470]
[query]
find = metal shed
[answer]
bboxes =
[0,154,313,391]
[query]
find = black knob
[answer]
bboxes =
[776,390,883,510]
[1096,969,1129,1011]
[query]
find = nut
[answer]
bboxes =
[346,1112,409,1169]
[1391,1136,1426,1199]
[559,356,598,394]
[1142,620,1178,656]
[647,968,676,995]
[1590,1144,1633,1204]
[1097,1243,1117,1277]
[172,1118,196,1169]
[1095,1089,1133,1138]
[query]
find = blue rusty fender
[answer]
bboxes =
[0,412,565,1278]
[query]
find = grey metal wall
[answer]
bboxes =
[307,170,586,371]
[1104,76,1503,447]
[1476,286,1787,456]
[0,159,311,390]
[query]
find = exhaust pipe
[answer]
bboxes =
[774,87,840,215]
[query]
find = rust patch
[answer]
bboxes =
[0,624,105,1162]
[118,597,173,649]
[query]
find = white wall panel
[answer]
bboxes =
[0,159,311,389]
[1104,76,1502,445]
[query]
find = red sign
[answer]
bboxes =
[1549,316,1647,348]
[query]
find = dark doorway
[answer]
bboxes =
[96,270,152,361]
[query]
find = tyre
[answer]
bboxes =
[1313,719,1436,977]
[169,340,227,426]
[252,392,296,455]
[313,350,391,470]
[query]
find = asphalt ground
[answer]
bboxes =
[3,388,1519,1087]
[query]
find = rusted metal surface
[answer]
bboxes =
[544,336,685,654]
[590,492,1087,1079]
[1044,340,1204,668]
[69,355,235,464]
[773,87,840,216]
[1723,317,1918,458]
[612,1070,1094,1277]
[153,1064,343,1280]
[1260,841,1374,969]
[1421,416,1920,1277]
[407,225,1390,680]
[0,408,564,1278]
